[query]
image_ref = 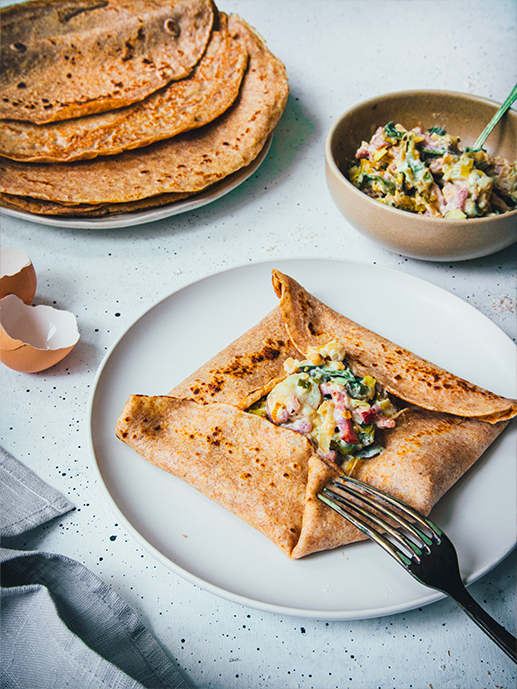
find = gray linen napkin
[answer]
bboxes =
[1,447,191,689]
[1,445,75,537]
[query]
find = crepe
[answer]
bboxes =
[0,0,214,124]
[0,190,193,217]
[115,271,516,559]
[0,15,289,205]
[0,12,248,163]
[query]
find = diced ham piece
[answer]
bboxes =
[320,384,349,416]
[319,382,334,397]
[355,146,370,160]
[267,394,300,424]
[442,182,468,212]
[356,406,376,424]
[428,157,446,175]
[335,412,358,443]
[317,448,337,463]
[422,132,446,152]
[320,382,359,443]
[374,415,396,429]
[355,126,386,161]
[284,419,313,435]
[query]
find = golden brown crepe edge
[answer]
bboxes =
[169,305,300,408]
[271,269,517,423]
[0,191,193,217]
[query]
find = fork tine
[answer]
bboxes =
[330,477,436,551]
[318,488,413,565]
[319,486,424,567]
[318,474,444,568]
[333,474,442,542]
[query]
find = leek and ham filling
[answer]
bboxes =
[347,122,517,218]
[248,340,402,470]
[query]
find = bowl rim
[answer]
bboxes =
[325,89,517,226]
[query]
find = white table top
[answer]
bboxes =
[1,0,516,687]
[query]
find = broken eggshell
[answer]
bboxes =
[0,248,37,304]
[0,294,80,373]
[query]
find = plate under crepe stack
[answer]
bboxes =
[0,0,289,217]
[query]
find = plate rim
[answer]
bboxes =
[87,257,517,620]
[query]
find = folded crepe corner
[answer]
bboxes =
[116,271,516,559]
[271,269,517,424]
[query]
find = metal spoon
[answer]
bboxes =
[472,82,517,150]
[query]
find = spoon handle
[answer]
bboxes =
[473,83,517,150]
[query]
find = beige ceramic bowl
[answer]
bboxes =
[325,90,517,261]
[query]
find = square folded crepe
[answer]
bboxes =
[116,270,517,558]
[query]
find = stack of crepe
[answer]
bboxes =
[116,270,517,559]
[0,0,288,217]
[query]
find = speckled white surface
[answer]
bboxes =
[1,0,516,687]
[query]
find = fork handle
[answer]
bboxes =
[447,583,516,663]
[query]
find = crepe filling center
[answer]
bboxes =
[248,340,403,472]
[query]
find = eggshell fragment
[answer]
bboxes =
[0,294,80,373]
[0,248,37,304]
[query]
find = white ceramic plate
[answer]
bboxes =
[88,259,517,620]
[1,136,272,230]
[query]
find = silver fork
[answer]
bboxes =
[318,475,517,663]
